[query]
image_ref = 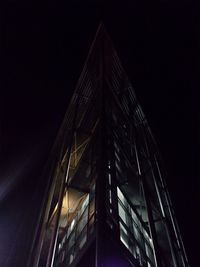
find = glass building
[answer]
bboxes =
[28,24,189,267]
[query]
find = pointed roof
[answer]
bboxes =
[50,23,160,162]
[62,23,145,128]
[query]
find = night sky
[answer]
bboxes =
[1,1,197,266]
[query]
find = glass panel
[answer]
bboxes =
[119,222,129,250]
[117,186,155,267]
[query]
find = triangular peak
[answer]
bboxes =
[64,22,145,138]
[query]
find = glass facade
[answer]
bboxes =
[29,24,189,267]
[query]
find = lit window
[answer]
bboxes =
[108,173,112,185]
[70,219,75,231]
[117,187,126,206]
[118,203,126,223]
[119,222,129,249]
[108,160,111,169]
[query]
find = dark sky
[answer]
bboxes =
[1,0,197,266]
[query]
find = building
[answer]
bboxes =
[28,24,189,267]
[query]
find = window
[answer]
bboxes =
[117,187,154,266]
[119,222,129,250]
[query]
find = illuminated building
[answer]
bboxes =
[28,24,189,267]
